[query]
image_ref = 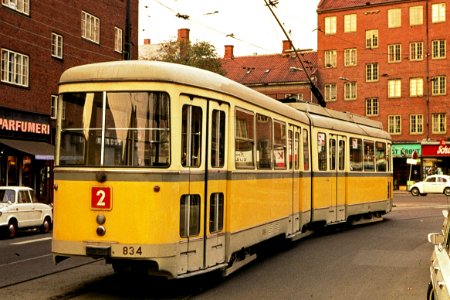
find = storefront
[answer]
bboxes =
[422,140,450,177]
[0,108,54,204]
[391,143,422,190]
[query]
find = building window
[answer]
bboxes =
[51,95,57,119]
[432,113,446,134]
[410,114,423,134]
[388,79,401,98]
[366,30,378,49]
[114,27,123,53]
[432,3,446,23]
[388,8,401,28]
[51,95,65,120]
[410,42,423,61]
[388,44,401,63]
[432,40,446,59]
[51,33,63,59]
[344,82,357,100]
[344,48,357,66]
[81,11,100,44]
[1,48,29,87]
[324,16,336,35]
[366,98,378,116]
[324,84,337,102]
[2,0,29,15]
[432,76,446,95]
[344,14,357,33]
[324,50,337,68]
[410,78,423,97]
[366,63,378,82]
[409,6,423,26]
[388,115,402,135]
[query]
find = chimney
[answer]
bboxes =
[282,40,292,54]
[143,38,151,45]
[177,28,190,43]
[178,28,190,59]
[224,45,234,59]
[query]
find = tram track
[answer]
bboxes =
[0,257,103,290]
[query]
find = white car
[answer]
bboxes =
[0,186,53,238]
[409,175,450,196]
[428,210,450,299]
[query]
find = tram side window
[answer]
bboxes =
[339,140,345,171]
[317,132,327,171]
[350,138,363,171]
[105,92,170,167]
[182,105,202,168]
[288,130,293,169]
[235,109,255,168]
[376,142,387,171]
[329,138,336,171]
[303,129,310,171]
[273,120,286,169]
[256,114,273,169]
[209,193,224,233]
[363,140,375,171]
[180,194,201,237]
[211,110,225,168]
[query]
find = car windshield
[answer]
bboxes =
[0,190,15,203]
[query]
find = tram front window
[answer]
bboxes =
[58,92,170,167]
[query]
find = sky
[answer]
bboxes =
[139,0,321,57]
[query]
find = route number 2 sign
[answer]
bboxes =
[91,187,112,210]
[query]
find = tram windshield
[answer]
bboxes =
[57,92,170,167]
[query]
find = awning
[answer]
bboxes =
[0,138,54,160]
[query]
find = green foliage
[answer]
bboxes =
[154,40,225,76]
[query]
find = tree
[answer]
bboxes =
[152,40,226,75]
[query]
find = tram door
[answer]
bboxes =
[329,135,346,222]
[288,125,301,235]
[179,96,227,275]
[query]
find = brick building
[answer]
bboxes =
[317,0,450,188]
[0,0,138,203]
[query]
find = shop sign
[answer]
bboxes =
[0,118,50,135]
[391,144,421,158]
[0,108,50,141]
[422,144,450,157]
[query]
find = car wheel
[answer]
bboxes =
[411,187,420,196]
[445,187,450,196]
[427,281,435,300]
[40,217,51,234]
[7,220,17,239]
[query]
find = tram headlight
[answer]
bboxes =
[96,226,106,236]
[96,214,106,225]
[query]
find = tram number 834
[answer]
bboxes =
[122,246,142,256]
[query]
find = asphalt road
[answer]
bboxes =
[0,192,447,299]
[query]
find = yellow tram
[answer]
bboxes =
[52,61,393,278]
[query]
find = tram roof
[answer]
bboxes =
[287,102,391,140]
[59,60,310,124]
